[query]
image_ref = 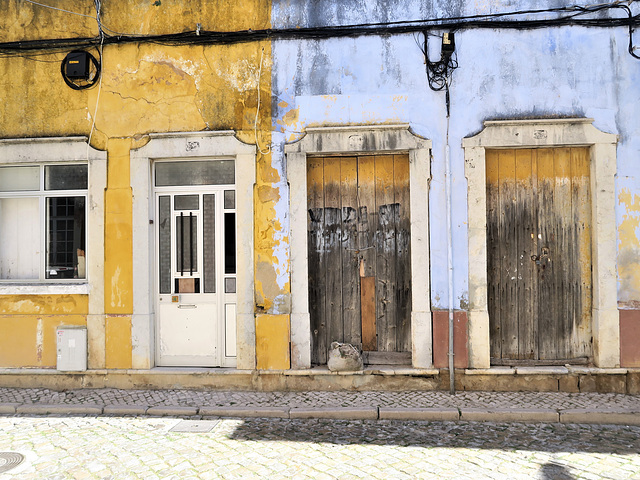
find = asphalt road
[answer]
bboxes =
[1,415,639,479]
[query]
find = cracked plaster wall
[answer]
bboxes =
[272,0,640,310]
[0,0,291,370]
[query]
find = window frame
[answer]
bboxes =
[0,163,88,283]
[0,136,106,295]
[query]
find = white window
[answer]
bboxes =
[0,164,88,281]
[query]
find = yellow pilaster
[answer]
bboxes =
[104,138,133,369]
[255,314,290,370]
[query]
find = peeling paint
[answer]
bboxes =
[36,318,43,363]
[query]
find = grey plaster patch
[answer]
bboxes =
[169,419,219,433]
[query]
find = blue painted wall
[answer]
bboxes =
[271,1,640,309]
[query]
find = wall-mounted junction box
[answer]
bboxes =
[56,326,87,371]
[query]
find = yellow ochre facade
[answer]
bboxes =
[0,0,290,372]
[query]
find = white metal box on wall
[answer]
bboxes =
[56,326,87,371]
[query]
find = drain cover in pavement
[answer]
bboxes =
[0,452,25,473]
[169,420,219,433]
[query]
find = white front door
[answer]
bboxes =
[154,160,237,367]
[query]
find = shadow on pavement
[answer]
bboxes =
[540,462,576,479]
[226,418,640,455]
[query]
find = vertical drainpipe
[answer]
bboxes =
[445,87,455,395]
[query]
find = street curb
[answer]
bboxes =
[0,403,19,414]
[146,406,198,416]
[459,408,559,423]
[559,409,640,426]
[290,407,378,420]
[379,407,460,421]
[15,404,104,415]
[199,406,289,418]
[103,405,149,415]
[3,402,640,426]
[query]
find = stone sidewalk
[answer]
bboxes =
[1,387,640,425]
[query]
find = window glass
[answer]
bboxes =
[224,212,236,274]
[0,166,39,192]
[158,196,171,294]
[155,160,235,186]
[46,197,86,279]
[203,194,215,293]
[224,190,235,209]
[174,195,199,211]
[45,165,88,190]
[176,213,198,275]
[0,197,40,279]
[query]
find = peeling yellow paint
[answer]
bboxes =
[618,188,640,302]
[0,0,290,370]
[0,295,88,315]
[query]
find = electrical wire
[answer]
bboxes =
[254,46,271,155]
[22,0,97,21]
[87,2,104,155]
[0,2,638,59]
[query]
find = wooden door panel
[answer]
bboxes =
[307,157,326,365]
[394,154,412,353]
[487,147,592,363]
[307,154,411,364]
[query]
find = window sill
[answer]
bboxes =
[0,283,90,295]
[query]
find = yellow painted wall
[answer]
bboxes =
[255,314,291,370]
[105,316,132,369]
[0,0,290,370]
[0,295,87,367]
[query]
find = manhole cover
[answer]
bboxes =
[169,419,219,433]
[0,452,25,474]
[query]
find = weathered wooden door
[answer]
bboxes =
[486,148,592,364]
[307,154,411,365]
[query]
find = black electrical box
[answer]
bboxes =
[65,51,89,79]
[441,32,455,56]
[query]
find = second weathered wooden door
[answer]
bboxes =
[486,148,592,364]
[307,154,411,365]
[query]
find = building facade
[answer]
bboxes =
[1,0,639,391]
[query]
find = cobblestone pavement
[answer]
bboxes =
[1,387,640,410]
[0,415,639,479]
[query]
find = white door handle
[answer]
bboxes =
[178,304,197,309]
